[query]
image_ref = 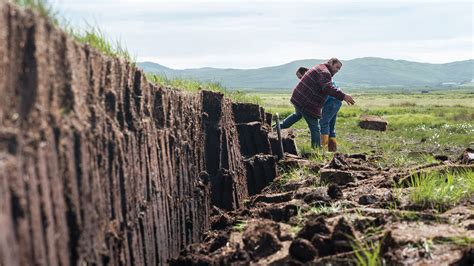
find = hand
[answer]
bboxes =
[343,94,355,105]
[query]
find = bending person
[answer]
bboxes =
[279,58,354,148]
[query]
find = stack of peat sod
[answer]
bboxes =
[0,2,288,265]
[232,103,279,196]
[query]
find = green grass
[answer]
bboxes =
[273,167,303,190]
[309,202,345,215]
[433,236,474,247]
[69,26,134,62]
[252,90,474,168]
[389,208,421,221]
[279,167,304,181]
[408,170,474,210]
[275,165,321,187]
[290,224,302,234]
[146,73,262,104]
[13,0,263,104]
[233,220,247,232]
[352,239,382,266]
[13,0,59,25]
[296,143,332,164]
[11,2,474,164]
[13,0,134,62]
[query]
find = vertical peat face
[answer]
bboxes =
[0,2,210,265]
[0,2,284,265]
[232,102,280,196]
[201,91,248,210]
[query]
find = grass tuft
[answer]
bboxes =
[274,166,317,189]
[290,224,302,234]
[309,202,345,215]
[13,0,135,62]
[351,239,382,266]
[233,220,247,232]
[433,236,474,247]
[408,170,474,210]
[13,0,59,25]
[69,25,135,62]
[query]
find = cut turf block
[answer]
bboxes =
[359,115,388,131]
[244,154,278,195]
[320,169,356,185]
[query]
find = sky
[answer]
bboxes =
[55,0,473,69]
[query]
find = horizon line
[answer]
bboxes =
[137,57,474,71]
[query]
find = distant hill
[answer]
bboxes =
[138,57,474,90]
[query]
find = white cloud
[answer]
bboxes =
[56,0,473,68]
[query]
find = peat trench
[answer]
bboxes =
[172,149,474,265]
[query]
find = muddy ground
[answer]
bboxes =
[171,152,474,265]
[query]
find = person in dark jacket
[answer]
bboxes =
[294,66,343,151]
[279,58,355,148]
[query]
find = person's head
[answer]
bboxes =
[326,58,342,76]
[296,67,309,79]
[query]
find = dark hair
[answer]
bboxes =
[297,67,308,75]
[296,67,309,79]
[327,58,342,66]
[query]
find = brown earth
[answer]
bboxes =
[0,2,216,263]
[171,153,474,265]
[0,2,285,264]
[0,2,279,265]
[1,2,473,266]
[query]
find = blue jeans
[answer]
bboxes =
[280,106,321,148]
[319,96,342,138]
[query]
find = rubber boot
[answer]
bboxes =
[320,134,329,150]
[328,137,337,152]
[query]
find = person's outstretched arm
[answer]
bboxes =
[319,72,355,105]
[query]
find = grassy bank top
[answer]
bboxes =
[12,0,262,104]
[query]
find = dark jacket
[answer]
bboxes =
[290,63,346,118]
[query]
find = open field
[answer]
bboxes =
[5,2,474,265]
[252,90,474,168]
[175,90,474,265]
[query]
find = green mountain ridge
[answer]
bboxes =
[138,57,474,90]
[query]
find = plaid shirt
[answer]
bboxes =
[290,63,346,119]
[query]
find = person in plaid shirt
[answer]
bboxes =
[279,58,355,148]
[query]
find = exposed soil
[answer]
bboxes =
[2,3,473,265]
[171,152,474,265]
